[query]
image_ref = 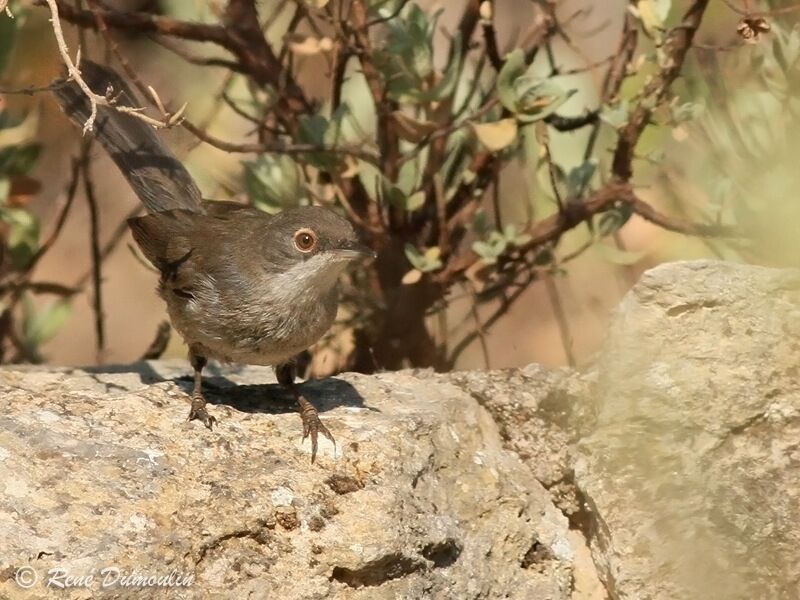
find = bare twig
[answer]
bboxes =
[544,274,575,367]
[181,119,382,164]
[481,10,504,71]
[149,35,246,73]
[80,141,105,363]
[140,321,171,360]
[469,292,491,369]
[26,157,82,273]
[446,270,535,368]
[74,204,142,288]
[42,0,184,132]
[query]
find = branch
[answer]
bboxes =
[612,0,710,180]
[41,0,185,133]
[180,119,382,165]
[628,196,729,236]
[433,182,735,284]
[41,0,309,113]
[150,36,247,73]
[545,110,598,132]
[39,0,231,48]
[481,7,504,71]
[582,12,638,163]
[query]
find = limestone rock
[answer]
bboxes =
[0,363,574,599]
[451,366,597,516]
[575,260,800,599]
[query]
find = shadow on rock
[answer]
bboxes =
[84,360,370,416]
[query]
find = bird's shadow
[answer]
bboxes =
[86,361,372,416]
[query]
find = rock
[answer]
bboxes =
[7,259,793,600]
[0,363,575,599]
[451,365,597,516]
[575,260,800,599]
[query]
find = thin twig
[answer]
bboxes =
[80,140,105,363]
[74,204,142,287]
[27,157,82,273]
[544,274,575,367]
[181,118,382,164]
[447,269,535,368]
[43,0,184,132]
[149,35,246,73]
[140,321,171,360]
[469,291,491,369]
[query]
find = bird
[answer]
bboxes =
[53,62,374,461]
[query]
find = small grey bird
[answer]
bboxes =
[54,62,373,460]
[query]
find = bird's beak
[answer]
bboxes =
[331,241,376,260]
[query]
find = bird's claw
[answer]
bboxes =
[188,394,216,430]
[300,405,335,463]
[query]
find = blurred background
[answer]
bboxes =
[0,0,796,372]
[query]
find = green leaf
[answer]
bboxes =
[566,159,597,197]
[243,155,304,214]
[472,230,509,264]
[403,243,441,272]
[405,190,425,211]
[472,240,498,264]
[502,223,531,247]
[670,101,704,124]
[600,101,630,129]
[597,205,633,236]
[0,107,39,150]
[497,49,527,112]
[404,243,427,270]
[497,53,574,122]
[324,104,351,146]
[298,114,329,146]
[514,78,575,122]
[386,182,425,211]
[472,210,491,235]
[0,177,9,204]
[0,205,39,269]
[22,298,72,348]
[0,143,41,176]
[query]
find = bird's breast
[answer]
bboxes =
[169,280,339,366]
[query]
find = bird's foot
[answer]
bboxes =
[298,396,335,463]
[188,393,217,430]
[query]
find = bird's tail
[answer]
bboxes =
[53,61,202,214]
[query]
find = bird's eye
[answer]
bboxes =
[293,228,317,253]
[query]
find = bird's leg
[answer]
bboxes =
[187,349,216,429]
[275,361,334,463]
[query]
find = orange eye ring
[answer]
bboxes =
[293,228,317,253]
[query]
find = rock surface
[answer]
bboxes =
[575,260,800,599]
[2,259,799,600]
[0,362,581,599]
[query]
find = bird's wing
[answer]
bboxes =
[128,204,270,296]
